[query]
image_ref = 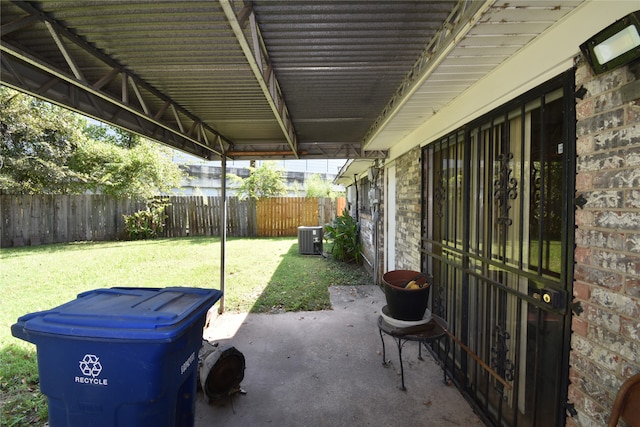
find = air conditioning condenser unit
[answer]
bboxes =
[298,226,323,255]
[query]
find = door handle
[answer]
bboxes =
[533,288,565,309]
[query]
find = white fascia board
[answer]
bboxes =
[388,0,639,161]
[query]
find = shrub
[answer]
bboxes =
[324,209,361,263]
[123,198,169,240]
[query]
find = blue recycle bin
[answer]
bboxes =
[11,287,222,427]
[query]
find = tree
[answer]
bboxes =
[0,86,89,194]
[228,161,287,200]
[304,173,341,198]
[0,86,186,199]
[70,137,185,199]
[83,122,141,149]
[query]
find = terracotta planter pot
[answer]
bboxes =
[382,270,431,321]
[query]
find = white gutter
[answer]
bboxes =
[362,0,495,151]
[388,0,639,161]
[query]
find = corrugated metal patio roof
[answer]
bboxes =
[1,0,585,162]
[363,0,584,152]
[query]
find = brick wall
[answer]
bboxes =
[393,147,422,271]
[569,60,640,427]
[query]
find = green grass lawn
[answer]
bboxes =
[0,236,369,426]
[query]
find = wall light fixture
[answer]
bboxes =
[580,11,640,75]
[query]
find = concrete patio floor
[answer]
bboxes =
[195,285,481,427]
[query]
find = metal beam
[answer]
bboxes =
[219,139,387,159]
[219,156,227,314]
[2,1,233,159]
[0,50,214,160]
[44,20,84,81]
[220,0,299,158]
[1,14,38,37]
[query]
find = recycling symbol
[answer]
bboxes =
[79,354,102,377]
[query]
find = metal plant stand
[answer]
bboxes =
[378,315,447,391]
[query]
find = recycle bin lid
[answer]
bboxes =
[12,287,222,342]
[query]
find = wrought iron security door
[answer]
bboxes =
[421,72,575,427]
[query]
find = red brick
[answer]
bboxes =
[574,247,591,264]
[575,210,594,227]
[575,171,593,190]
[621,363,640,378]
[576,99,594,121]
[582,303,596,319]
[574,265,589,282]
[565,415,580,427]
[626,103,640,124]
[620,315,639,342]
[567,383,585,413]
[626,276,640,298]
[569,365,578,380]
[584,303,621,332]
[572,317,588,337]
[574,282,591,300]
[576,63,594,86]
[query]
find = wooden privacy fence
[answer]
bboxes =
[334,197,347,216]
[0,194,146,247]
[1,195,345,247]
[163,196,256,238]
[257,197,318,237]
